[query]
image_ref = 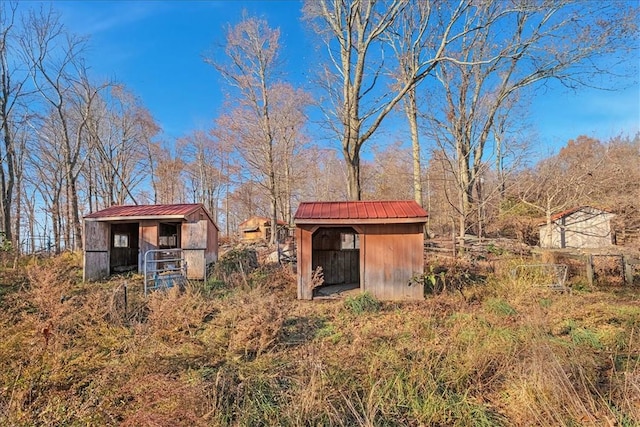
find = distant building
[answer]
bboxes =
[539,206,615,249]
[83,204,218,281]
[294,201,428,301]
[239,216,288,242]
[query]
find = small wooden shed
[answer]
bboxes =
[83,203,218,281]
[539,206,615,249]
[294,201,428,301]
[239,216,288,242]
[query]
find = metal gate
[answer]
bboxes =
[143,248,188,296]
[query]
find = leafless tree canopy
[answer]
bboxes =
[0,1,637,252]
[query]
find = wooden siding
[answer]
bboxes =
[207,218,218,263]
[296,226,314,299]
[83,204,219,282]
[182,220,207,249]
[83,221,109,281]
[138,220,159,273]
[313,250,359,285]
[361,224,423,300]
[183,249,205,279]
[540,208,614,249]
[296,222,424,301]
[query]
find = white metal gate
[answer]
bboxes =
[143,248,188,296]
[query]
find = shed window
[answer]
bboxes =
[114,233,129,248]
[159,235,177,247]
[340,232,359,250]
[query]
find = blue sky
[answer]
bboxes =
[53,1,639,155]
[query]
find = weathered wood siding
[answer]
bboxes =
[296,225,314,299]
[83,221,109,281]
[313,250,359,285]
[183,249,204,279]
[540,209,614,249]
[139,220,159,273]
[83,204,219,282]
[182,219,207,279]
[182,220,207,249]
[207,218,218,264]
[361,224,424,300]
[240,216,267,241]
[297,223,424,301]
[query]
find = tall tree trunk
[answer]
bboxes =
[14,161,21,254]
[405,87,423,206]
[1,117,14,243]
[345,146,361,201]
[69,171,82,250]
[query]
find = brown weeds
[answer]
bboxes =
[0,253,638,426]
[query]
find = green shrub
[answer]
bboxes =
[485,297,517,316]
[344,292,381,315]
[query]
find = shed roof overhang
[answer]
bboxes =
[294,217,427,225]
[294,200,428,226]
[83,203,219,230]
[84,214,189,222]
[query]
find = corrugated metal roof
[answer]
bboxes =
[84,204,204,220]
[294,201,428,224]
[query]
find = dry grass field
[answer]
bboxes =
[0,252,638,426]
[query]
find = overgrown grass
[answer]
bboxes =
[0,253,638,426]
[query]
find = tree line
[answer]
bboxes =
[0,1,637,251]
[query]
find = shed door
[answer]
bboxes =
[83,221,109,281]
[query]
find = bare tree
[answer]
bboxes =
[424,0,638,239]
[207,15,309,243]
[297,146,348,202]
[83,85,156,210]
[303,0,474,200]
[0,2,29,245]
[21,6,103,249]
[364,141,413,200]
[154,146,186,205]
[269,83,311,224]
[25,111,66,251]
[517,136,610,247]
[179,129,231,221]
[385,1,433,206]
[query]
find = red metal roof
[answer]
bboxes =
[550,206,612,222]
[84,204,206,220]
[294,201,428,224]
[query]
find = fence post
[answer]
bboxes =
[586,254,594,286]
[623,256,633,285]
[123,281,128,318]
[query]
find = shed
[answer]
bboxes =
[294,201,428,301]
[539,206,615,249]
[83,203,219,281]
[239,215,288,242]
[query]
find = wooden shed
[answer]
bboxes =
[539,206,615,249]
[239,215,288,242]
[83,203,218,281]
[294,201,428,301]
